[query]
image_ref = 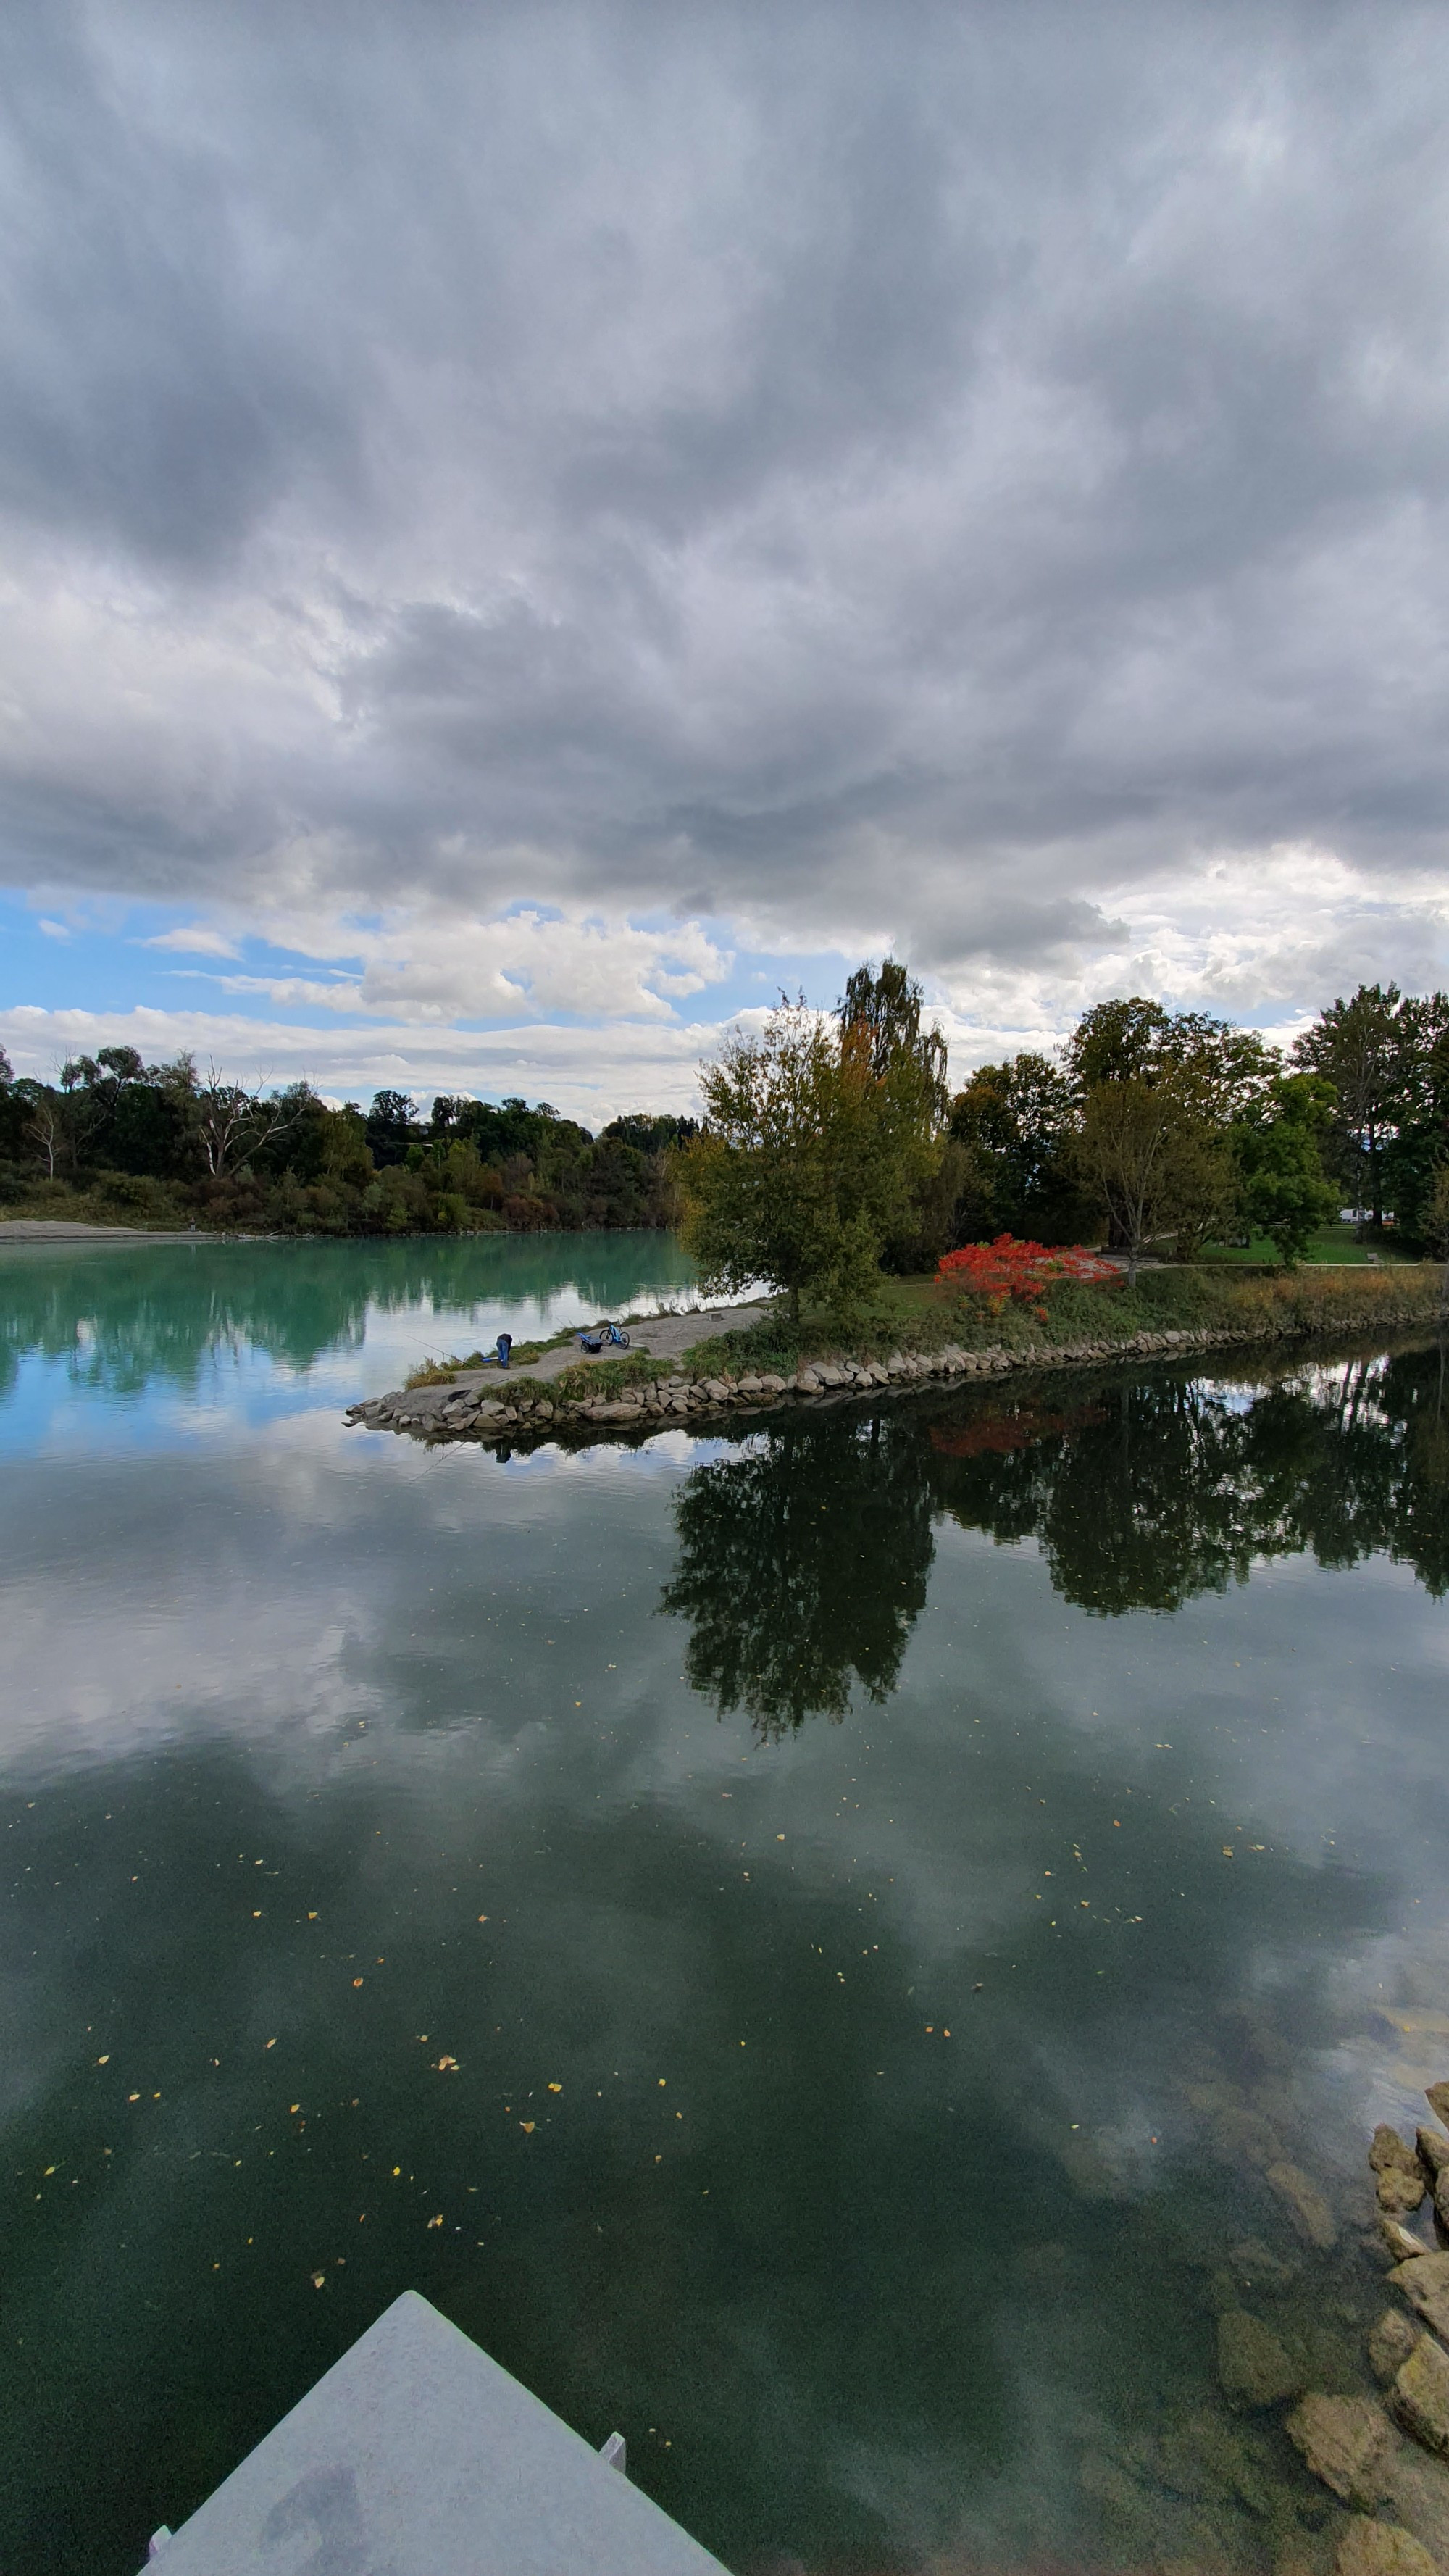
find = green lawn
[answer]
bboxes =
[1196,1222,1414,1267]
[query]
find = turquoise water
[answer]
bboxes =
[3,1235,1449,2575]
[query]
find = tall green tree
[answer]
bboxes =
[1074,1075,1222,1283]
[950,1052,1091,1242]
[1069,997,1277,1122]
[838,958,949,1120]
[0,1047,30,1164]
[838,959,956,1268]
[1068,999,1250,1263]
[1232,1073,1339,1265]
[1290,983,1424,1230]
[678,999,938,1319]
[1381,994,1449,1243]
[366,1089,419,1168]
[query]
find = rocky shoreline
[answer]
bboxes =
[1266,2085,1449,2576]
[345,1294,1442,1445]
[1061,2038,1449,2576]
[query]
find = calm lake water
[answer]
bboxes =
[4,1233,1449,2576]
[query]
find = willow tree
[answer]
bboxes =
[677,999,940,1320]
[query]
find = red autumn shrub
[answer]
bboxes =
[935,1234,1122,1320]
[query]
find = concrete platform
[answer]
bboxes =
[143,2291,728,2575]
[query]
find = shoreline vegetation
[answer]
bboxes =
[0,1064,692,1240]
[348,1262,1448,1445]
[4,971,1448,1267]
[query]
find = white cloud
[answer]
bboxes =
[3,9,1449,1056]
[0,1001,720,1123]
[922,843,1449,1067]
[143,922,242,958]
[201,904,733,1025]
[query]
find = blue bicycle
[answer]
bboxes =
[575,1321,630,1355]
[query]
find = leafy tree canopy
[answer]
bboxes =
[679,998,942,1320]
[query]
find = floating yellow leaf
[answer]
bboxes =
[426,2213,443,2228]
[547,2082,561,2093]
[519,2120,535,2135]
[311,2271,326,2288]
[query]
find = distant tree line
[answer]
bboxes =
[0,1045,694,1235]
[5,973,1448,1260]
[677,971,1449,1310]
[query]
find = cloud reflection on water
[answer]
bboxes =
[4,1250,1449,2575]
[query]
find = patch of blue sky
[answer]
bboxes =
[0,894,363,1029]
[0,1343,363,1459]
[1,891,860,1043]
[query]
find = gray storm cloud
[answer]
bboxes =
[1,0,1448,1009]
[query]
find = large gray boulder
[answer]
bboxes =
[1371,2312,1423,2385]
[1392,2256,1449,2343]
[1392,2336,1449,2459]
[1286,2396,1395,2504]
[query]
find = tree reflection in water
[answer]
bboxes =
[660,1407,935,1739]
[664,1339,1449,1732]
[935,1343,1449,1610]
[0,1230,697,1397]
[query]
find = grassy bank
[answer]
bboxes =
[1197,1220,1416,1266]
[676,1260,1446,1382]
[414,1262,1446,1409]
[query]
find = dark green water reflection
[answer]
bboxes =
[3,1241,1448,2576]
[662,1351,1449,1740]
[0,1227,701,1407]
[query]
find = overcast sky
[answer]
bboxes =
[2,0,1447,1120]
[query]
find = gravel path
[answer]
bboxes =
[438,1300,771,1391]
[0,1218,201,1244]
